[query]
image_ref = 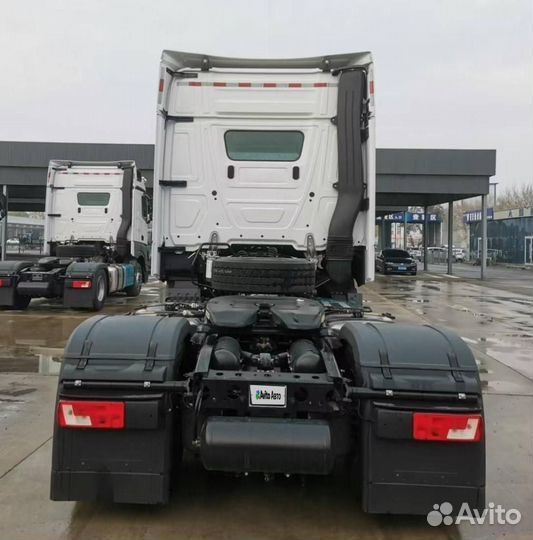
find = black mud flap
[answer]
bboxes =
[0,261,31,307]
[326,69,367,291]
[51,315,191,504]
[340,322,485,515]
[63,261,107,308]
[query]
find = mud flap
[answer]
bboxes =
[326,69,367,291]
[63,261,107,308]
[0,261,31,307]
[340,322,485,515]
[51,315,191,504]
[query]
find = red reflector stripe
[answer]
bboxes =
[369,80,375,95]
[213,82,226,87]
[313,82,327,88]
[58,400,125,429]
[158,78,164,92]
[413,413,483,442]
[189,81,202,86]
[263,82,277,88]
[72,280,92,289]
[288,83,302,88]
[238,82,252,87]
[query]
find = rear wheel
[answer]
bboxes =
[211,257,315,295]
[92,271,107,310]
[124,263,142,297]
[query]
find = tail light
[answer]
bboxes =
[413,413,483,442]
[72,280,92,289]
[0,278,9,287]
[58,400,125,429]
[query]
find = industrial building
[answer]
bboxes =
[467,207,533,265]
[0,141,496,275]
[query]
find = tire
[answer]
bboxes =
[211,257,315,295]
[124,263,142,297]
[92,271,107,310]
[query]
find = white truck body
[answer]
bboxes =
[152,51,375,286]
[45,162,149,254]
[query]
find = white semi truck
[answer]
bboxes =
[51,52,485,515]
[0,160,150,310]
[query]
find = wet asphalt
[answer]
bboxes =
[0,268,531,540]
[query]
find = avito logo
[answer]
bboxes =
[427,502,522,527]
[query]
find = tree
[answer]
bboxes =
[495,184,533,211]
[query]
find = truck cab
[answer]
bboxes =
[0,160,150,310]
[152,51,375,298]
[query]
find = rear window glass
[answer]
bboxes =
[224,130,304,161]
[77,192,110,206]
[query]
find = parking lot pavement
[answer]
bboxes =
[1,276,532,540]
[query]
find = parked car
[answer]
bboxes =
[408,248,422,260]
[453,247,466,262]
[376,248,417,275]
[6,238,20,246]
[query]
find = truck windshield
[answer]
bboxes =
[224,130,304,161]
[77,192,111,206]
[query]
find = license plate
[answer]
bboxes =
[249,384,287,407]
[398,266,406,270]
[32,273,43,281]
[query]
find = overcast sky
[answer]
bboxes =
[0,0,531,187]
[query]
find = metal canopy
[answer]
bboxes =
[376,149,495,207]
[0,143,495,212]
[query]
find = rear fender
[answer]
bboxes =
[51,315,191,504]
[63,261,107,308]
[339,321,485,515]
[0,261,31,306]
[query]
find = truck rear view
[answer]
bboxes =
[50,52,485,516]
[0,161,150,310]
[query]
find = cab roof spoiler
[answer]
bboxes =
[161,50,373,72]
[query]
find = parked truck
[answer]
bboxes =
[0,160,150,310]
[51,52,485,515]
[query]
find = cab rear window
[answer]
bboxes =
[224,130,304,162]
[77,192,110,206]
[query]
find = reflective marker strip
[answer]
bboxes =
[182,81,337,88]
[57,171,123,176]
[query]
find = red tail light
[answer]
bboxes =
[72,280,92,289]
[0,278,9,288]
[158,78,164,92]
[58,400,125,429]
[413,413,483,442]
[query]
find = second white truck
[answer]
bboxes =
[0,160,150,310]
